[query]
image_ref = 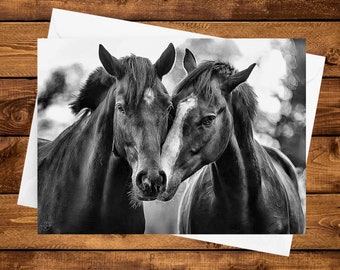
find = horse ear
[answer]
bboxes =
[154,43,176,79]
[99,44,125,79]
[183,48,197,74]
[221,63,256,94]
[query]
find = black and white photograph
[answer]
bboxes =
[37,37,306,234]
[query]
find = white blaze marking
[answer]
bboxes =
[144,88,154,105]
[161,95,197,188]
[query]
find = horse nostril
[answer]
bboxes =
[136,171,151,191]
[137,170,167,194]
[159,170,167,188]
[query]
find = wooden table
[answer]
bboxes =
[0,1,339,269]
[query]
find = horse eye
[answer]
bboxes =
[201,115,216,127]
[116,103,126,114]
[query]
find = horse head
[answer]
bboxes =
[99,44,175,202]
[158,48,256,201]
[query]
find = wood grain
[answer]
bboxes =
[0,22,339,77]
[0,23,47,77]
[307,137,340,193]
[0,194,338,250]
[0,1,339,21]
[0,137,27,193]
[0,251,339,269]
[314,78,340,135]
[0,135,339,194]
[0,79,35,135]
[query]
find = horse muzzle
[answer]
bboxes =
[136,169,167,199]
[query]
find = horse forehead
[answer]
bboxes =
[177,95,198,115]
[173,95,198,125]
[161,96,198,180]
[143,88,155,105]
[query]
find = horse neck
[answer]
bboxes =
[214,107,261,208]
[77,89,120,190]
[214,134,248,205]
[47,89,118,199]
[233,108,262,195]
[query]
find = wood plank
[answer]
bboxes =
[0,137,27,193]
[0,137,339,194]
[314,78,340,135]
[0,194,338,250]
[293,194,340,250]
[0,22,338,77]
[1,78,340,136]
[307,137,340,193]
[0,23,47,77]
[0,79,35,135]
[0,251,339,269]
[0,1,339,21]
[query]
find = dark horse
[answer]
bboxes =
[38,44,175,233]
[159,49,305,234]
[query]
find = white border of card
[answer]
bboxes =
[18,8,325,256]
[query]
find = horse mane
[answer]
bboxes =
[70,55,161,114]
[173,61,258,124]
[231,83,258,124]
[173,61,231,106]
[69,67,115,114]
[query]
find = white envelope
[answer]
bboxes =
[18,8,325,256]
